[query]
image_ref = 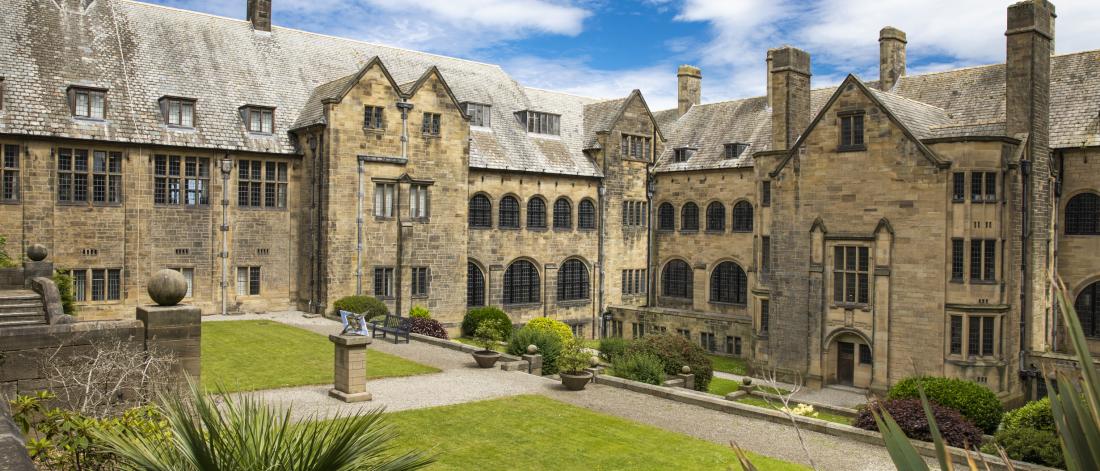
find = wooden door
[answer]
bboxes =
[837,342,855,385]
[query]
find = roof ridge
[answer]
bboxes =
[869,87,948,113]
[523,86,603,101]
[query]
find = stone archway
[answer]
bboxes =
[825,331,873,389]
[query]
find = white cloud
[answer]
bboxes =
[501,55,677,105]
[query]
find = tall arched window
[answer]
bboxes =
[706,202,726,231]
[710,262,747,305]
[1076,282,1100,338]
[662,260,692,299]
[732,201,753,232]
[1066,193,1100,235]
[557,259,590,302]
[527,197,546,228]
[500,196,520,228]
[504,260,540,305]
[553,198,572,229]
[578,199,596,229]
[658,203,675,231]
[681,202,699,231]
[469,195,491,228]
[467,262,485,307]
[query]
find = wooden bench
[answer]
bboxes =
[370,313,410,344]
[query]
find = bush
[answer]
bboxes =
[473,320,507,352]
[854,399,984,449]
[0,234,15,268]
[408,305,431,319]
[599,337,632,363]
[558,340,591,375]
[887,376,1003,433]
[462,307,512,339]
[53,269,76,315]
[506,327,563,375]
[992,426,1064,468]
[524,317,573,343]
[332,295,388,319]
[627,334,713,392]
[1000,397,1053,432]
[611,352,665,385]
[406,317,448,340]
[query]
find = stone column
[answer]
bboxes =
[329,334,372,403]
[136,304,202,383]
[523,352,543,376]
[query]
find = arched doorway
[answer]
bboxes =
[1075,282,1100,338]
[827,331,872,388]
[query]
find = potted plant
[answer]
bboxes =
[557,340,593,391]
[471,320,505,368]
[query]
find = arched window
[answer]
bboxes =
[553,198,572,229]
[706,202,725,231]
[557,259,590,302]
[503,260,540,305]
[662,260,692,299]
[469,195,491,228]
[658,203,675,231]
[527,197,546,228]
[710,262,747,305]
[578,199,596,229]
[500,196,520,228]
[732,201,753,232]
[1076,282,1100,338]
[681,203,699,231]
[467,262,485,307]
[1066,193,1100,235]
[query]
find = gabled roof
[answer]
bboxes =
[293,56,404,130]
[582,90,665,150]
[654,96,771,172]
[402,66,468,118]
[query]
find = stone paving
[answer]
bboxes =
[203,312,905,470]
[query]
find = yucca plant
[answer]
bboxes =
[93,380,433,471]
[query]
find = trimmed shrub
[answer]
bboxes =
[406,317,448,340]
[992,426,1064,468]
[627,334,713,392]
[854,399,984,449]
[332,295,388,319]
[611,352,665,385]
[408,305,431,319]
[598,337,632,363]
[524,317,573,343]
[887,376,1003,433]
[53,269,76,315]
[462,307,512,339]
[1000,397,1053,432]
[506,327,563,375]
[558,340,591,375]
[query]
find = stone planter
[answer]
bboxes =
[559,371,593,391]
[472,351,501,368]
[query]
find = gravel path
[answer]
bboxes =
[202,312,903,470]
[713,371,868,409]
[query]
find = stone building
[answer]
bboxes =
[0,0,1097,400]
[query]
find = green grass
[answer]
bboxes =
[202,320,439,392]
[707,354,748,375]
[386,395,806,470]
[735,396,852,425]
[708,376,741,396]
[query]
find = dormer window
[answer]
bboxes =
[520,111,560,136]
[672,147,695,163]
[724,143,748,159]
[69,86,106,120]
[160,97,195,128]
[465,103,491,127]
[838,111,865,151]
[241,106,274,134]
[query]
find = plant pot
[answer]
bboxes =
[559,371,593,391]
[472,351,501,368]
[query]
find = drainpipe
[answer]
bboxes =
[396,98,414,316]
[356,159,364,295]
[219,153,233,316]
[308,134,320,312]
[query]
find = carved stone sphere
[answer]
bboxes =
[681,365,692,374]
[589,356,600,367]
[148,269,188,306]
[26,244,48,262]
[527,344,539,354]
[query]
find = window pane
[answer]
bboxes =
[950,315,963,355]
[982,317,995,356]
[237,268,248,295]
[90,93,104,119]
[181,103,193,127]
[968,316,981,356]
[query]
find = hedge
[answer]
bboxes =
[332,295,388,319]
[627,334,712,392]
[854,399,983,449]
[523,317,573,343]
[887,376,1003,434]
[462,307,512,339]
[610,352,665,385]
[506,327,562,375]
[598,337,632,363]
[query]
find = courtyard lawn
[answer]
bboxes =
[736,396,852,426]
[386,394,807,470]
[707,354,748,375]
[708,377,742,396]
[202,320,439,392]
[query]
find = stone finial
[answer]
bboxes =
[527,344,539,354]
[589,355,600,367]
[26,244,48,262]
[148,269,188,306]
[681,365,692,374]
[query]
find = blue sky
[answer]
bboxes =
[148,0,1098,109]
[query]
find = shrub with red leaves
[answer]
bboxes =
[405,317,449,339]
[853,399,983,449]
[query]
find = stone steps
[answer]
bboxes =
[0,289,47,327]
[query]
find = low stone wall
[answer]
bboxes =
[407,332,530,371]
[0,409,34,471]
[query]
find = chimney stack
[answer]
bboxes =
[247,0,272,32]
[769,46,811,151]
[878,27,907,91]
[765,50,775,108]
[677,65,702,117]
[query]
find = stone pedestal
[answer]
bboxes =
[522,353,543,376]
[136,304,201,384]
[22,261,53,283]
[675,372,695,390]
[584,366,602,377]
[329,334,372,403]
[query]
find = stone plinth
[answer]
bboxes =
[136,304,201,384]
[522,353,542,376]
[675,372,695,390]
[329,334,372,403]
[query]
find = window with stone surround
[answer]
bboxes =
[467,262,486,307]
[421,112,441,136]
[838,111,865,151]
[155,155,210,206]
[373,267,394,299]
[238,160,287,209]
[465,103,490,127]
[971,171,997,203]
[499,196,519,228]
[621,134,652,161]
[952,172,966,202]
[1,144,18,202]
[706,202,725,231]
[241,106,274,134]
[969,239,996,282]
[503,260,540,305]
[623,201,646,228]
[724,143,748,159]
[169,267,194,298]
[527,197,546,228]
[761,181,771,207]
[160,97,195,128]
[732,201,753,232]
[1065,193,1100,235]
[661,260,692,299]
[951,238,964,281]
[557,259,589,302]
[949,313,999,358]
[760,299,769,334]
[373,182,395,218]
[859,344,872,364]
[578,199,596,229]
[237,266,261,296]
[672,147,695,163]
[680,202,699,232]
[468,194,491,228]
[69,87,106,120]
[622,269,646,295]
[522,111,560,135]
[710,261,747,305]
[409,184,429,219]
[1075,282,1100,338]
[553,198,572,229]
[658,203,675,231]
[69,268,122,302]
[364,105,385,130]
[833,246,870,305]
[700,332,716,351]
[57,148,122,205]
[411,267,429,297]
[676,328,690,339]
